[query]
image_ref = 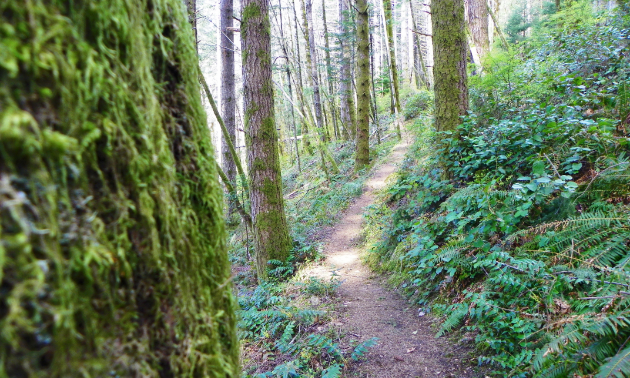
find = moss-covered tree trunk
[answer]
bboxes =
[221,0,238,219]
[355,0,371,169]
[242,0,293,280]
[322,0,340,140]
[0,1,238,377]
[339,0,356,140]
[432,0,469,133]
[382,0,401,114]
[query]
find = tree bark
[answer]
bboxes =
[432,0,469,133]
[338,0,356,139]
[370,29,382,144]
[220,0,238,218]
[291,0,312,151]
[0,0,239,376]
[466,0,490,60]
[277,0,302,172]
[356,0,371,169]
[409,0,429,89]
[303,0,326,142]
[322,0,340,140]
[382,0,402,113]
[242,0,293,279]
[486,0,510,50]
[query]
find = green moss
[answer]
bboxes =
[261,117,276,140]
[253,157,266,172]
[0,1,238,377]
[242,4,261,21]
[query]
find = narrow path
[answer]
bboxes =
[304,134,479,377]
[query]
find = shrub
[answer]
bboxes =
[403,90,434,120]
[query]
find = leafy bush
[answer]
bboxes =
[403,90,434,120]
[367,7,630,377]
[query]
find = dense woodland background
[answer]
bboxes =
[1,0,630,377]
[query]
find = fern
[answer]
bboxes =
[306,334,343,360]
[436,303,468,337]
[596,345,630,378]
[271,360,299,378]
[350,337,379,361]
[321,364,342,378]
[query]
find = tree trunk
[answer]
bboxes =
[185,0,198,48]
[356,0,371,169]
[409,0,429,89]
[466,0,490,60]
[370,29,382,144]
[0,1,238,376]
[432,0,469,133]
[221,0,238,218]
[291,0,312,151]
[242,0,293,279]
[486,0,510,50]
[382,0,402,113]
[322,0,340,140]
[339,0,356,140]
[303,0,326,142]
[277,0,302,172]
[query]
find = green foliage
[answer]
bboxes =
[366,7,630,377]
[506,4,533,43]
[320,364,342,378]
[403,90,434,120]
[0,1,238,377]
[239,282,377,377]
[350,337,379,361]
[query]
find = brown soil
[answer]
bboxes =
[300,134,482,378]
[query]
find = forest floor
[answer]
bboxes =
[299,132,483,378]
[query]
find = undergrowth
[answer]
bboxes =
[231,124,397,377]
[367,3,630,377]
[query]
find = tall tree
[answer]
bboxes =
[432,0,469,133]
[321,0,340,140]
[356,0,371,169]
[466,0,490,60]
[0,0,238,376]
[303,0,326,142]
[242,0,293,279]
[382,0,402,114]
[276,0,302,171]
[291,0,313,151]
[409,0,429,88]
[221,0,238,218]
[338,0,356,139]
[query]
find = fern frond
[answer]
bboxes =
[351,337,379,361]
[595,345,630,378]
[508,211,627,242]
[437,238,470,262]
[321,364,342,378]
[436,303,468,337]
[306,334,342,359]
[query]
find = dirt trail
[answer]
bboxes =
[303,134,479,378]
